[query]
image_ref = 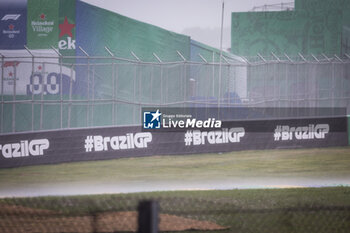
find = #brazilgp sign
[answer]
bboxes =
[0,115,347,168]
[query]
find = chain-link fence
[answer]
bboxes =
[1,50,350,134]
[1,188,350,233]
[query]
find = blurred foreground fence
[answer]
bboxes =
[1,190,350,233]
[1,50,350,134]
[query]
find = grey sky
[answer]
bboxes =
[82,0,294,50]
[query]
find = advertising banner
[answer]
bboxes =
[27,0,59,49]
[0,0,27,49]
[58,0,76,58]
[0,116,347,168]
[0,49,75,95]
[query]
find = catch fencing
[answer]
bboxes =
[1,49,350,134]
[1,189,350,233]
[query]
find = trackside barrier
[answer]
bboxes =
[0,116,347,168]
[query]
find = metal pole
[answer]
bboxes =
[105,47,116,125]
[198,53,208,63]
[152,53,161,106]
[206,59,210,109]
[59,55,63,129]
[322,53,331,62]
[131,51,141,62]
[334,54,343,62]
[1,54,4,133]
[68,65,73,128]
[247,62,251,105]
[227,65,230,106]
[257,53,267,63]
[131,51,141,124]
[332,61,335,114]
[153,53,162,63]
[183,61,187,107]
[175,51,187,107]
[32,56,34,131]
[87,57,90,127]
[286,61,289,108]
[25,46,35,131]
[296,62,299,116]
[222,56,230,64]
[115,63,118,125]
[232,65,236,106]
[138,61,142,125]
[92,65,95,125]
[31,55,35,131]
[176,51,186,62]
[12,62,17,132]
[134,62,137,124]
[180,60,186,107]
[271,52,281,62]
[298,53,307,62]
[279,61,284,109]
[263,62,266,107]
[104,46,115,57]
[40,62,45,130]
[284,53,293,62]
[138,200,159,233]
[311,53,320,62]
[341,59,345,110]
[218,0,224,113]
[212,51,215,96]
[50,46,63,129]
[160,63,163,105]
[166,66,169,104]
[112,60,115,125]
[79,46,90,127]
[273,62,276,109]
[151,65,154,106]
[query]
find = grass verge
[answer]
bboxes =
[0,147,350,187]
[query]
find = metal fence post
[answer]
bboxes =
[153,53,162,107]
[12,59,16,132]
[177,51,187,108]
[138,200,159,233]
[24,46,35,131]
[60,54,63,128]
[105,47,116,125]
[198,53,209,108]
[0,53,4,133]
[68,64,73,128]
[160,62,163,105]
[212,51,215,97]
[131,51,140,124]
[51,46,64,129]
[79,46,90,127]
[40,62,45,130]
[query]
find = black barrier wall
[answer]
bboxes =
[0,117,347,168]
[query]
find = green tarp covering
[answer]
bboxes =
[76,1,190,61]
[231,10,342,56]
